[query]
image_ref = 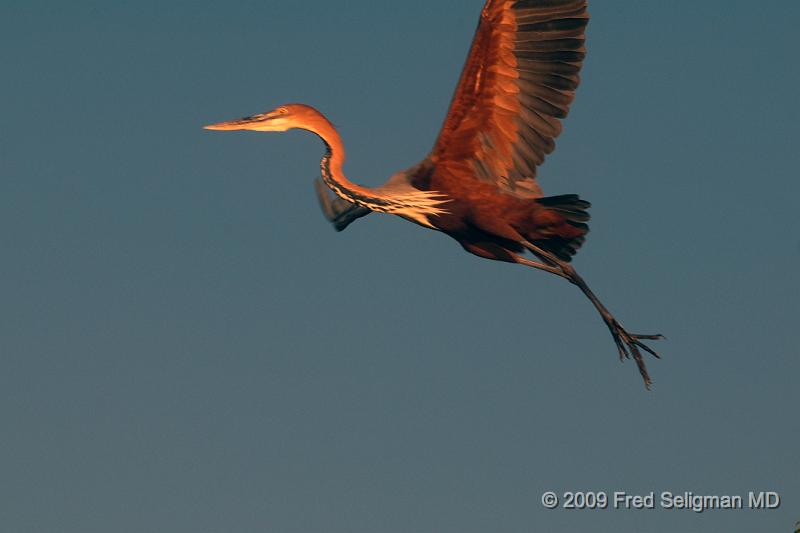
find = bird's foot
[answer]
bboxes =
[605,319,664,389]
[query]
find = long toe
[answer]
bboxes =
[632,333,666,341]
[608,324,664,388]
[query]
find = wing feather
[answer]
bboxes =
[429,0,588,198]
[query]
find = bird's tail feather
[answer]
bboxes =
[530,194,591,262]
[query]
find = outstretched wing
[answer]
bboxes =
[429,0,589,198]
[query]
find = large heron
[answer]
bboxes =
[205,0,664,387]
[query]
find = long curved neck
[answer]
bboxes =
[302,112,450,226]
[304,118,387,209]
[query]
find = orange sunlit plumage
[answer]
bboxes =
[431,0,588,199]
[205,0,664,388]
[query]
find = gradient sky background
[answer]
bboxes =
[2,1,798,532]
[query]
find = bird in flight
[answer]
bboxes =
[205,0,663,387]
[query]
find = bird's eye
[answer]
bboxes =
[278,107,288,115]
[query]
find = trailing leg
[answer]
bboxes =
[520,242,664,388]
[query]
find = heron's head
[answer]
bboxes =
[204,103,327,133]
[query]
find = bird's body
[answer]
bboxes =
[206,0,663,387]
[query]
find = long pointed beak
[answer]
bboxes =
[203,116,262,131]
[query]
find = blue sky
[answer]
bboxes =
[1,1,798,532]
